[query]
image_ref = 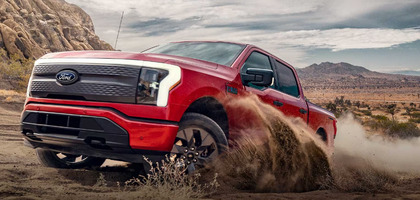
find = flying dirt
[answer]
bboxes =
[208,95,332,193]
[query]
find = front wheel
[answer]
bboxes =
[36,149,106,169]
[170,112,228,173]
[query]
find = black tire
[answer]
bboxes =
[36,149,106,169]
[170,112,228,173]
[180,112,228,152]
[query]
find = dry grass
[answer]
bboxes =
[0,89,23,96]
[94,173,107,187]
[0,89,25,103]
[0,49,34,92]
[122,156,219,200]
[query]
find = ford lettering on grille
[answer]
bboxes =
[56,70,79,85]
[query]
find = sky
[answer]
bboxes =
[66,0,420,72]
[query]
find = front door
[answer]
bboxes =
[240,51,284,111]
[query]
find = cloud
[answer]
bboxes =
[260,28,420,51]
[128,17,201,36]
[66,0,322,20]
[118,27,420,53]
[65,0,420,69]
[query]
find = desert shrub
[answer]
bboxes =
[124,156,219,200]
[407,112,420,123]
[0,49,34,91]
[94,173,107,187]
[359,110,372,116]
[334,96,345,106]
[326,102,337,112]
[371,115,388,121]
[353,101,361,108]
[344,99,352,106]
[385,104,397,121]
[409,118,420,123]
[326,102,343,117]
[360,102,369,108]
[386,122,420,138]
[366,115,420,139]
[409,112,420,119]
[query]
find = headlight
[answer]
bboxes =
[136,68,169,105]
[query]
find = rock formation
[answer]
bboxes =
[0,0,113,59]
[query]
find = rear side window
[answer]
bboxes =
[275,61,299,97]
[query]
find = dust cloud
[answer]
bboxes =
[334,113,420,174]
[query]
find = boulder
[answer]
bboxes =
[0,0,112,59]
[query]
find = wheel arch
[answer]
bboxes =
[183,96,229,139]
[316,127,327,142]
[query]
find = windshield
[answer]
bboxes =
[144,42,246,66]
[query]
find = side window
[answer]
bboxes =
[241,52,275,89]
[241,52,272,73]
[275,61,300,97]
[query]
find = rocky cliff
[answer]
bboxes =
[0,0,113,59]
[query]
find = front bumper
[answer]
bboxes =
[21,103,179,163]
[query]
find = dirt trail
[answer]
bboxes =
[1,102,420,199]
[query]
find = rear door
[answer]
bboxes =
[271,59,308,123]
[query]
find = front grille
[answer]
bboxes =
[31,81,134,96]
[34,65,140,77]
[22,112,127,136]
[29,64,141,103]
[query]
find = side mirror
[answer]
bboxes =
[241,68,273,87]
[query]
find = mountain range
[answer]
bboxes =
[296,62,420,90]
[389,70,420,76]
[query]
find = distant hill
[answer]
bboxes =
[296,62,420,90]
[0,0,112,59]
[297,62,370,76]
[389,70,420,76]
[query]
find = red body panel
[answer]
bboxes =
[24,42,337,154]
[24,104,178,151]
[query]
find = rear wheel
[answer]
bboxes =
[170,113,228,173]
[316,129,327,142]
[36,149,106,169]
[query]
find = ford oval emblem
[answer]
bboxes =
[56,70,79,85]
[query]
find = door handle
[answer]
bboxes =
[273,101,283,107]
[299,108,308,114]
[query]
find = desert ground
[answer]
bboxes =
[1,88,420,200]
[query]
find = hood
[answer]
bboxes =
[40,51,220,69]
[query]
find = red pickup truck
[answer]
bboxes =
[21,41,336,171]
